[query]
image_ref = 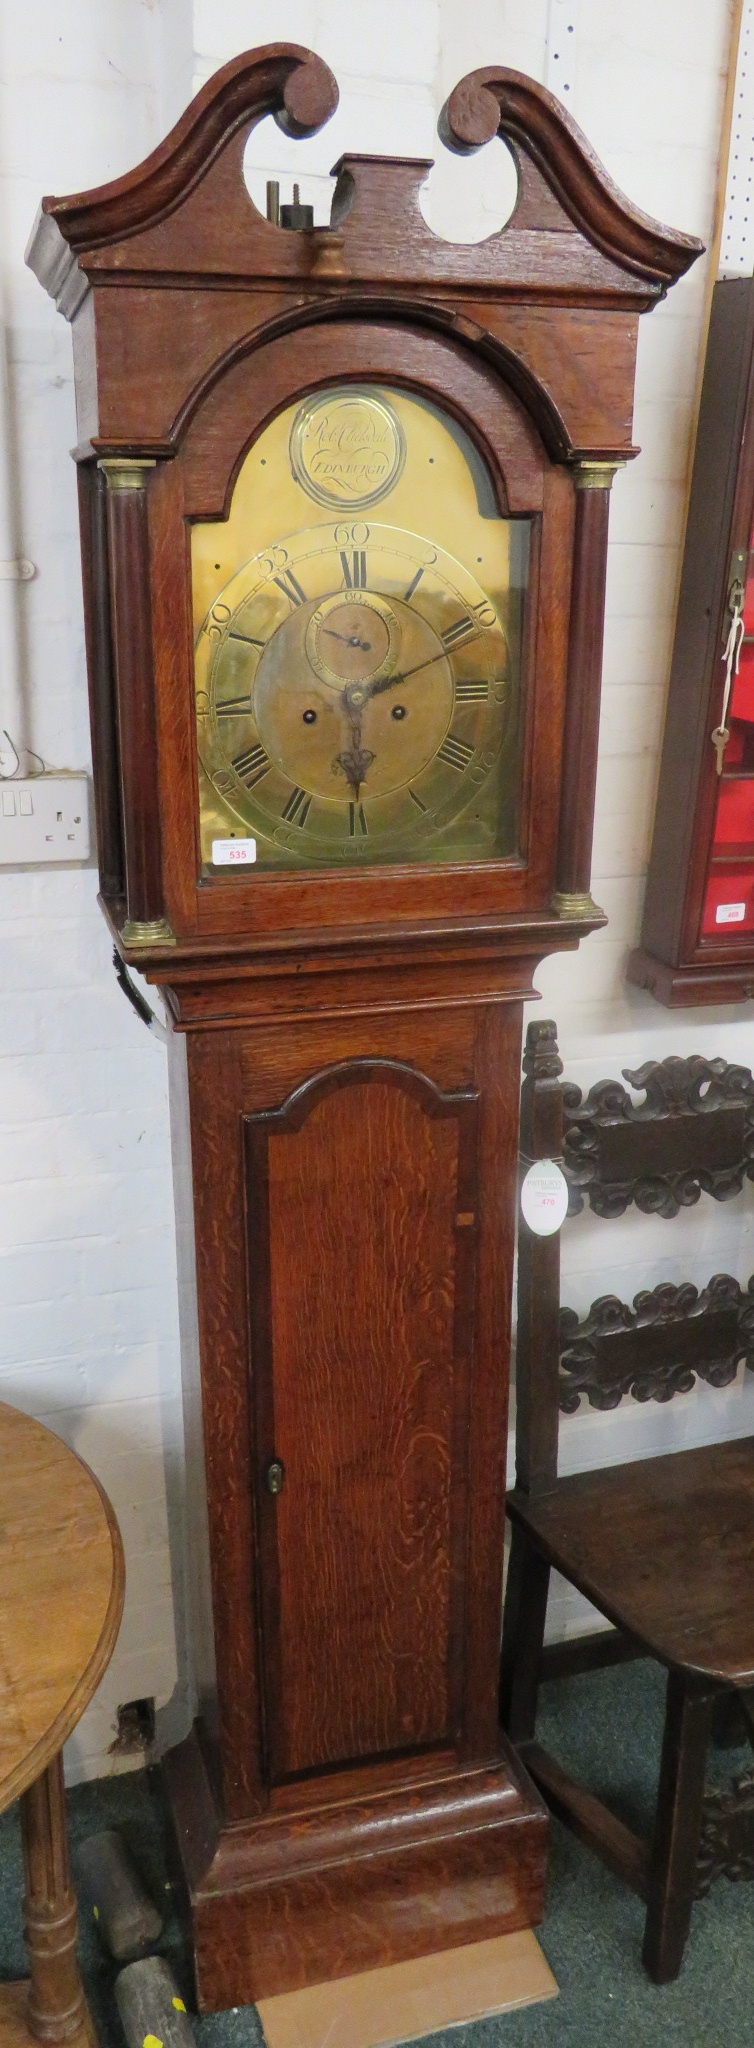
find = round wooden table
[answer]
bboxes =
[0,1401,125,2047]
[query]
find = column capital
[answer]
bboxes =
[98,457,156,492]
[571,459,626,491]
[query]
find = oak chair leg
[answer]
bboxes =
[20,1753,94,2047]
[500,1524,551,1743]
[642,1670,716,1984]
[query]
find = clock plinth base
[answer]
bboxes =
[163,1726,548,2014]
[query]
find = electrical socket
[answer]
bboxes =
[0,774,90,865]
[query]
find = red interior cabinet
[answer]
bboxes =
[26,45,698,2010]
[631,277,754,1005]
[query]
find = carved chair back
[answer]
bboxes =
[516,1019,754,1498]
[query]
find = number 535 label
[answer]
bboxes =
[212,838,257,866]
[520,1159,569,1236]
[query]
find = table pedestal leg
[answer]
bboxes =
[19,1754,94,2047]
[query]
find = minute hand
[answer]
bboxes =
[363,647,452,702]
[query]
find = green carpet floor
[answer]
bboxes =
[2,1661,753,2047]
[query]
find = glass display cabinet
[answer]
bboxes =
[630,276,754,1004]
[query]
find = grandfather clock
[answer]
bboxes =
[27,48,699,2011]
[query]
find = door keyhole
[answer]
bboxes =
[265,1457,285,1496]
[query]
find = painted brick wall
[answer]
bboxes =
[0,0,748,1778]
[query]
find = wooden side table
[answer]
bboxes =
[0,1401,125,2047]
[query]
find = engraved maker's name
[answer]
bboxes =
[306,409,394,495]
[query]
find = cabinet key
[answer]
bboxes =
[711,725,730,774]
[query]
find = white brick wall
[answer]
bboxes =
[0,0,748,1775]
[0,3,184,1782]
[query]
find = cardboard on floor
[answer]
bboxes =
[256,1930,558,2048]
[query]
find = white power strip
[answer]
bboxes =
[0,774,90,865]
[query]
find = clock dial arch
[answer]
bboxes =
[193,379,533,873]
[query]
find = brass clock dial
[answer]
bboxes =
[193,386,530,871]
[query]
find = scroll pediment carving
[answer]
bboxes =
[26,47,701,321]
[440,66,701,289]
[28,46,337,253]
[24,44,702,464]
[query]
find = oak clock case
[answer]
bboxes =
[26,42,700,2015]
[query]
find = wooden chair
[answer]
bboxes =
[502,1019,754,1982]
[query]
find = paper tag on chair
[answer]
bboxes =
[520,1159,569,1236]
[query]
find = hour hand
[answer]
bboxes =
[335,683,375,796]
[335,740,375,795]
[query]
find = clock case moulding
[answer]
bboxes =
[26,45,700,2014]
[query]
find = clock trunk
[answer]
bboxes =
[165,995,546,2007]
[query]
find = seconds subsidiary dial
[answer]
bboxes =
[196,521,512,865]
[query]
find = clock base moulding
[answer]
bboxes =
[164,1727,548,2010]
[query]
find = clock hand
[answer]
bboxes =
[369,648,449,696]
[322,627,372,652]
[344,646,449,711]
[337,647,453,786]
[335,689,375,798]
